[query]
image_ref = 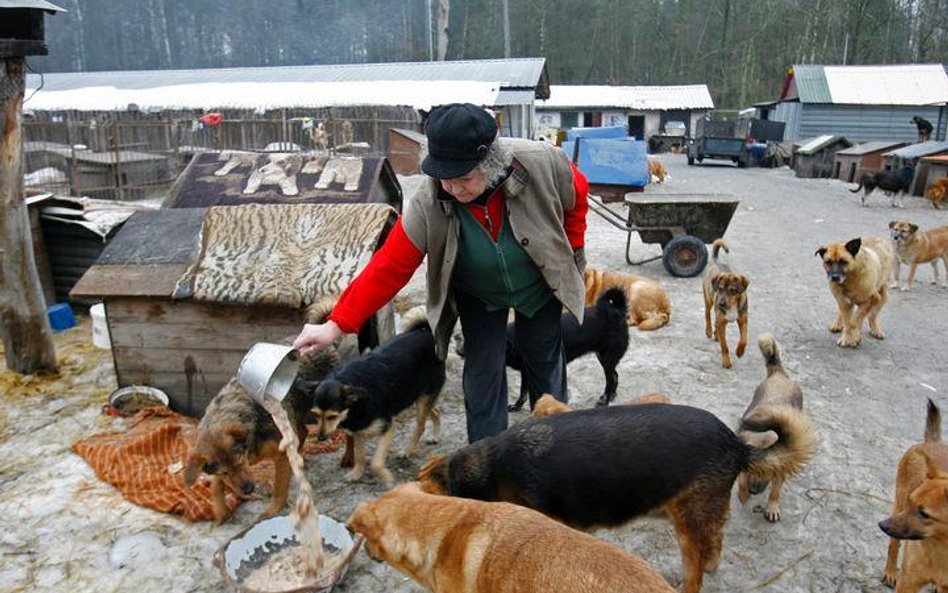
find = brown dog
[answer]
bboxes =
[347,482,677,593]
[816,236,895,348]
[736,333,816,522]
[648,158,667,183]
[924,177,948,209]
[879,399,948,592]
[702,239,749,368]
[583,267,671,330]
[889,220,948,291]
[532,393,574,417]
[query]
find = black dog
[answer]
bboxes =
[418,403,815,593]
[507,287,629,410]
[295,310,445,487]
[850,165,914,208]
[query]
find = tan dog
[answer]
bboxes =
[583,267,671,330]
[879,399,948,592]
[648,159,667,183]
[736,334,816,522]
[532,393,574,417]
[924,177,948,209]
[889,220,948,290]
[816,236,895,348]
[702,239,749,368]
[347,482,677,593]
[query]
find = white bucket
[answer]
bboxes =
[90,303,111,349]
[236,342,300,405]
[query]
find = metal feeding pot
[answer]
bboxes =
[236,342,301,405]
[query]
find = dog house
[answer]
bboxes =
[883,141,948,196]
[833,141,907,183]
[794,135,852,178]
[71,203,398,417]
[387,128,427,175]
[920,154,948,194]
[164,151,401,209]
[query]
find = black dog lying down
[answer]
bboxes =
[419,403,815,593]
[456,287,629,410]
[850,165,914,208]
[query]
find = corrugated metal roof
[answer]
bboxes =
[26,57,547,94]
[495,89,536,106]
[796,134,850,155]
[537,85,714,110]
[0,0,66,11]
[836,140,907,156]
[790,65,831,103]
[884,140,948,158]
[791,63,948,105]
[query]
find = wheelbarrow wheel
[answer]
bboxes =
[662,235,708,277]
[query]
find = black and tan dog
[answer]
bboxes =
[183,349,337,524]
[736,333,817,522]
[347,482,677,593]
[296,308,445,487]
[889,220,948,291]
[879,399,948,592]
[507,287,629,410]
[703,239,749,368]
[816,236,896,348]
[851,165,915,208]
[419,402,814,593]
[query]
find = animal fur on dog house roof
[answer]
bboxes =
[780,64,948,106]
[537,85,714,110]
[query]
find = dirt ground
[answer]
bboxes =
[2,154,947,593]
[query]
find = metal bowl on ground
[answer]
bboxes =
[107,385,170,417]
[214,514,363,593]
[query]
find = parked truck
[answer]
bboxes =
[687,119,747,167]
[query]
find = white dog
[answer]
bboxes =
[243,153,304,196]
[315,157,363,192]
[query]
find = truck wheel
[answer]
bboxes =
[737,158,747,168]
[662,235,709,277]
[687,155,695,165]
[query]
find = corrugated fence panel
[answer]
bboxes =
[799,105,944,143]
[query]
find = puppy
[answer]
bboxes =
[850,165,914,208]
[878,399,948,592]
[506,287,629,410]
[648,158,667,183]
[183,349,336,524]
[702,239,749,368]
[736,333,816,522]
[419,403,815,593]
[531,393,574,418]
[296,309,445,487]
[889,220,948,291]
[924,177,948,209]
[816,236,896,347]
[243,152,304,196]
[347,482,677,593]
[583,267,671,330]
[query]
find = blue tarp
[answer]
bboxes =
[561,137,649,187]
[566,126,629,140]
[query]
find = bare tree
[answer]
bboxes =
[0,59,58,374]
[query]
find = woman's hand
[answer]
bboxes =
[292,320,342,357]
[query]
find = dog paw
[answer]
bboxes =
[764,507,781,523]
[829,324,843,333]
[881,572,897,588]
[900,285,910,292]
[345,468,364,482]
[736,343,746,358]
[425,436,440,445]
[507,404,524,413]
[836,336,861,348]
[721,357,733,369]
[374,468,395,488]
[595,394,612,407]
[870,329,885,340]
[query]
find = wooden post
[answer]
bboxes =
[0,57,58,373]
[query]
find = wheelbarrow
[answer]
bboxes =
[587,193,739,277]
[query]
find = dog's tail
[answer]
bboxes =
[742,405,817,482]
[417,454,450,494]
[849,180,864,193]
[711,238,729,261]
[399,305,430,333]
[757,333,785,376]
[924,398,942,444]
[596,286,629,324]
[304,297,337,324]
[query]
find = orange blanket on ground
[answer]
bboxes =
[72,407,345,522]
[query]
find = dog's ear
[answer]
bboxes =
[909,223,919,234]
[888,220,897,229]
[339,384,367,407]
[417,454,449,494]
[844,238,862,258]
[736,275,750,292]
[292,376,318,394]
[815,246,827,258]
[183,454,204,487]
[224,423,249,453]
[711,273,724,292]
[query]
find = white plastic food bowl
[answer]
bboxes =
[236,343,301,405]
[108,385,169,417]
[213,514,363,593]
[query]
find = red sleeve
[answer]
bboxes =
[328,217,424,333]
[563,162,588,248]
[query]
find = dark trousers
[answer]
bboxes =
[455,291,567,443]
